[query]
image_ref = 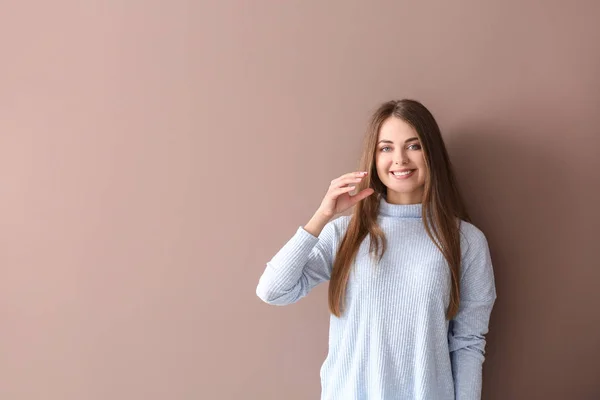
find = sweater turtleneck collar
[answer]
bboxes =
[378,194,422,219]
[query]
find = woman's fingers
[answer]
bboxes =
[331,185,357,198]
[331,172,368,189]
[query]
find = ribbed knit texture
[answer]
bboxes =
[256,196,497,400]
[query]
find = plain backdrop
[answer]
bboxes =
[1,1,599,399]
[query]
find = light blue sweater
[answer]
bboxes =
[256,196,497,400]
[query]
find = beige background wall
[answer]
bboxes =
[1,1,599,399]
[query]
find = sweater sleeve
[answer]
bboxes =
[255,219,340,305]
[448,227,497,400]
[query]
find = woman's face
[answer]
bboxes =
[375,116,427,204]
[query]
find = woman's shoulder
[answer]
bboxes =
[310,215,352,253]
[458,219,489,255]
[324,214,352,237]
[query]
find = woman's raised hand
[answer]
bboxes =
[316,171,375,219]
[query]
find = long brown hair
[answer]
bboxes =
[328,99,471,320]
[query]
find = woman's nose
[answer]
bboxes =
[395,152,408,165]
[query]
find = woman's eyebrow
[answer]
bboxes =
[377,137,419,145]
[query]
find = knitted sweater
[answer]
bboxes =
[256,196,497,400]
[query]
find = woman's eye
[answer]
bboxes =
[381,144,420,152]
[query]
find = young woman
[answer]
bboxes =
[256,99,497,400]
